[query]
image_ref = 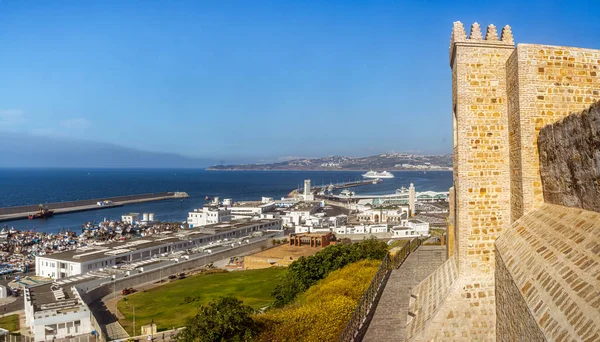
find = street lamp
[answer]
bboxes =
[133,305,136,337]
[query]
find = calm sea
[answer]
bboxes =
[0,169,452,233]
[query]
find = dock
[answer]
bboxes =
[288,179,378,197]
[0,192,189,222]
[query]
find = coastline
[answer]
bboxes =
[205,168,453,172]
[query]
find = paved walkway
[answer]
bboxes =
[362,245,446,342]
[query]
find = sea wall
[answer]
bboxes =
[0,192,180,216]
[538,101,600,212]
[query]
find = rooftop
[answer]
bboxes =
[290,202,320,212]
[41,218,279,263]
[28,276,94,312]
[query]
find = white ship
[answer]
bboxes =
[362,170,395,179]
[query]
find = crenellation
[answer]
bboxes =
[485,24,498,41]
[501,25,514,45]
[469,22,483,40]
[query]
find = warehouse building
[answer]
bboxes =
[36,219,282,279]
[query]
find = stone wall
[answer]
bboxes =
[406,255,458,340]
[495,203,600,341]
[507,50,524,222]
[451,22,514,275]
[446,187,455,258]
[538,101,600,212]
[507,45,600,220]
[495,244,546,342]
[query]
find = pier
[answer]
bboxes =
[288,179,378,197]
[0,192,189,222]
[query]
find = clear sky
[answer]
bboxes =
[0,0,599,164]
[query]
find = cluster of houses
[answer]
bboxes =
[186,180,435,240]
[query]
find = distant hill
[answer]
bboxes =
[0,132,217,168]
[207,153,453,171]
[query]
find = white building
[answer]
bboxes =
[356,208,408,224]
[187,206,232,228]
[391,219,430,238]
[36,219,282,280]
[287,202,321,226]
[335,224,389,235]
[406,219,430,236]
[25,284,93,341]
[274,197,298,208]
[391,227,422,238]
[121,213,139,224]
[303,179,314,201]
[227,202,276,218]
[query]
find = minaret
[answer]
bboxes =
[408,183,415,216]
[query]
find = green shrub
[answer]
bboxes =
[271,237,387,307]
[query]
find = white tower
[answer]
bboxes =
[409,183,416,216]
[303,180,314,201]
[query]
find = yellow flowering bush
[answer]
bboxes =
[256,259,380,341]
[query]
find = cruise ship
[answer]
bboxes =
[362,170,395,179]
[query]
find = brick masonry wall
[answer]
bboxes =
[406,255,458,340]
[508,44,600,219]
[446,187,455,258]
[507,51,524,222]
[495,203,600,341]
[452,23,514,275]
[495,244,546,342]
[538,101,600,212]
[409,274,496,341]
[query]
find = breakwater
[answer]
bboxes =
[0,192,189,222]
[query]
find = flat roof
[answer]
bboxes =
[290,202,320,212]
[28,276,95,312]
[39,218,280,263]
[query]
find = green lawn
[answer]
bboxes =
[117,268,285,333]
[0,314,20,332]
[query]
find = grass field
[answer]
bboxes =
[117,267,285,333]
[0,314,20,332]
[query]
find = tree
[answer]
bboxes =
[176,297,260,342]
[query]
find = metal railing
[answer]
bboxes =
[338,238,422,342]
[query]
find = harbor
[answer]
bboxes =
[0,192,189,222]
[287,178,380,197]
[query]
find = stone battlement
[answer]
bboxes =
[407,20,600,341]
[449,22,514,65]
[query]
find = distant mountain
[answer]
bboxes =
[207,153,453,171]
[0,132,216,168]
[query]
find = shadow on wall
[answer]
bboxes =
[538,101,600,212]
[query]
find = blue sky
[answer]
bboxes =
[0,0,599,164]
